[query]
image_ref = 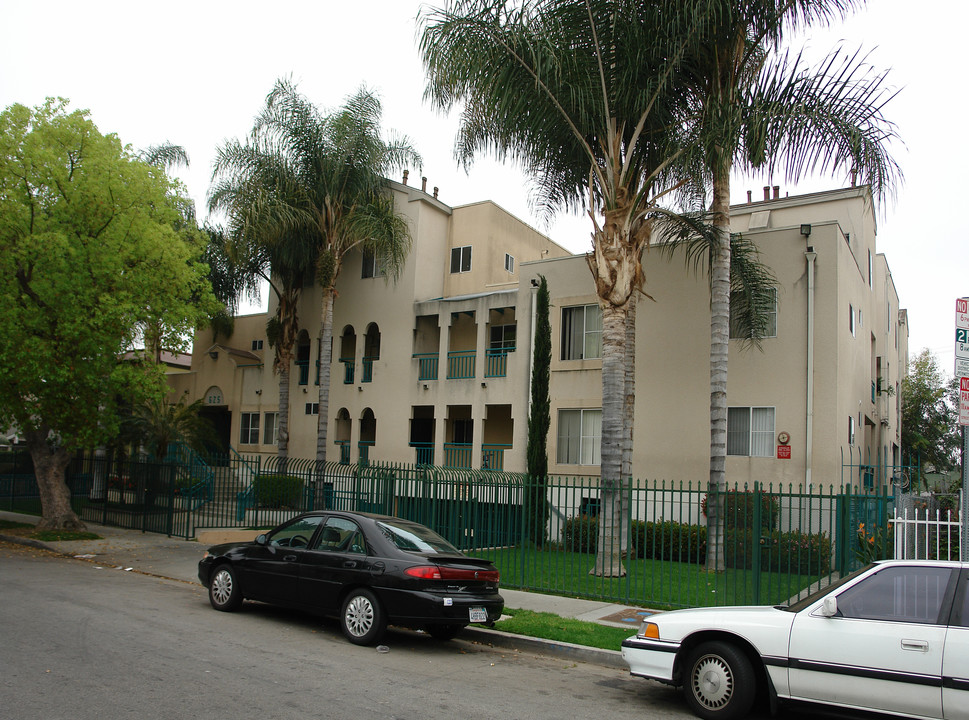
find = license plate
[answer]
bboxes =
[469,607,488,623]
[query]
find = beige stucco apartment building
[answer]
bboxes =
[168,180,907,491]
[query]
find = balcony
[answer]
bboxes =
[340,357,354,384]
[296,360,309,386]
[410,443,434,466]
[335,440,351,465]
[443,443,472,469]
[447,351,476,380]
[484,348,514,378]
[358,441,374,467]
[362,356,377,383]
[481,443,511,470]
[413,353,439,381]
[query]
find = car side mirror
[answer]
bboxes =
[819,596,839,617]
[256,533,268,546]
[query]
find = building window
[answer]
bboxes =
[263,412,279,446]
[727,407,774,457]
[729,288,777,339]
[362,249,385,279]
[240,413,260,445]
[561,304,602,360]
[868,250,873,289]
[251,339,263,351]
[504,253,515,274]
[490,324,516,351]
[450,245,472,274]
[848,415,855,445]
[305,403,319,416]
[557,409,601,465]
[849,304,856,336]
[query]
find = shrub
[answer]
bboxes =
[253,474,303,509]
[725,529,832,574]
[702,489,780,530]
[562,514,598,554]
[632,520,707,565]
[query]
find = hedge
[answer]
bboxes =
[562,515,830,574]
[702,489,780,530]
[253,473,304,509]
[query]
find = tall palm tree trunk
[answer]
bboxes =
[277,357,292,463]
[316,288,336,464]
[592,301,627,577]
[706,173,731,573]
[621,296,637,556]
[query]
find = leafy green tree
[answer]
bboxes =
[679,0,900,571]
[901,349,959,486]
[525,276,551,545]
[0,99,216,530]
[422,0,706,576]
[252,79,420,464]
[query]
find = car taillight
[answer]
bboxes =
[405,565,500,582]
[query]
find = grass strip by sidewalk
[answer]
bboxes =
[0,519,100,542]
[493,608,635,652]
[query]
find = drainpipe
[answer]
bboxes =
[804,247,817,490]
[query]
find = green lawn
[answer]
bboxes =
[479,544,827,609]
[494,608,635,651]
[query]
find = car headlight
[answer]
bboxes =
[638,622,660,639]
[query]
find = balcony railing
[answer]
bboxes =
[358,441,374,467]
[335,440,351,465]
[296,360,309,386]
[413,353,439,381]
[481,443,511,471]
[484,347,514,378]
[443,443,472,469]
[410,443,434,466]
[362,356,377,383]
[447,351,476,379]
[340,358,354,384]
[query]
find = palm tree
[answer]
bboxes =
[129,395,216,460]
[209,130,318,461]
[682,0,900,571]
[250,79,420,464]
[421,0,708,575]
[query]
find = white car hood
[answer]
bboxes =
[650,605,797,657]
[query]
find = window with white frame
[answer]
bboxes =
[561,304,602,360]
[504,253,515,274]
[490,324,516,351]
[251,339,264,350]
[848,415,855,445]
[450,245,472,273]
[263,412,279,445]
[361,249,386,279]
[240,412,260,445]
[556,409,601,465]
[730,288,777,339]
[726,407,775,457]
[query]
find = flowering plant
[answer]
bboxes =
[854,521,893,565]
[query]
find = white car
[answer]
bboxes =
[621,560,969,720]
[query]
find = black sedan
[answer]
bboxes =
[197,511,504,645]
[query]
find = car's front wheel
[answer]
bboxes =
[208,564,243,612]
[341,589,386,645]
[682,641,756,720]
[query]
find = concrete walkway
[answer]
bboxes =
[0,511,654,668]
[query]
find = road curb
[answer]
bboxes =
[0,533,57,552]
[461,626,626,669]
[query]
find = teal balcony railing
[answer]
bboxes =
[484,347,515,378]
[410,443,434,466]
[296,360,309,385]
[447,350,476,379]
[340,358,354,384]
[413,353,439,381]
[358,441,374,467]
[335,440,351,465]
[362,356,377,383]
[443,443,472,469]
[481,443,511,470]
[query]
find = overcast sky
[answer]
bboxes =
[3,1,966,373]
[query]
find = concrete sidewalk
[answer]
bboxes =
[0,511,653,668]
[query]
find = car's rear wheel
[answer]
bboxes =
[341,589,386,645]
[682,641,755,720]
[209,564,243,612]
[427,623,466,641]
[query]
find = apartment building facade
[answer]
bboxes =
[168,182,907,490]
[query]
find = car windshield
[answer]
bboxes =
[782,564,874,612]
[377,519,462,555]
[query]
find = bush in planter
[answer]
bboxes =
[702,489,780,530]
[562,514,598,554]
[253,474,303,509]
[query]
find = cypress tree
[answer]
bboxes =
[525,276,551,545]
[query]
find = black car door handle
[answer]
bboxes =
[343,560,357,568]
[284,555,298,562]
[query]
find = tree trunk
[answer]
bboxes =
[706,172,731,573]
[277,358,292,463]
[591,301,627,577]
[620,296,637,556]
[316,288,335,464]
[26,428,85,531]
